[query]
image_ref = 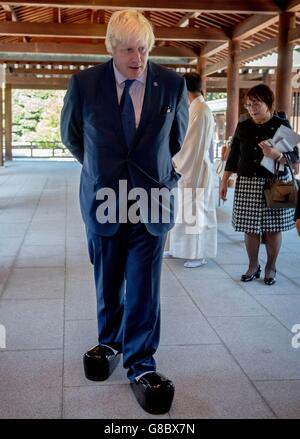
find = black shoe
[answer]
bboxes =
[130,372,175,414]
[130,372,175,415]
[241,265,261,282]
[83,344,121,381]
[264,270,276,285]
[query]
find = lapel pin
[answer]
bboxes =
[153,82,158,87]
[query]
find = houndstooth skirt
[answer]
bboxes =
[232,174,295,234]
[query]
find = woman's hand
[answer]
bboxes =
[221,145,228,161]
[220,171,233,201]
[220,178,228,201]
[258,140,282,160]
[296,219,300,236]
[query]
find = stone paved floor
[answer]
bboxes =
[0,160,300,419]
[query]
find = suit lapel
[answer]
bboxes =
[129,61,160,153]
[102,60,128,152]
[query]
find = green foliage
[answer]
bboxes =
[205,92,227,101]
[12,89,65,147]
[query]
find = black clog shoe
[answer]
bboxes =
[83,344,121,381]
[130,372,175,414]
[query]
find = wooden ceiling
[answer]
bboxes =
[1,1,300,86]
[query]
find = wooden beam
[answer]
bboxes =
[207,78,261,88]
[2,4,18,21]
[12,84,67,89]
[53,7,61,23]
[206,58,229,76]
[0,21,229,41]
[232,14,279,40]
[7,60,96,67]
[177,12,200,28]
[286,0,300,12]
[0,1,281,13]
[7,63,197,73]
[202,26,300,69]
[2,6,31,43]
[200,14,279,62]
[0,42,198,58]
[6,75,69,87]
[238,37,278,63]
[8,67,82,75]
[206,37,278,75]
[288,25,300,43]
[156,26,228,42]
[0,42,109,55]
[200,42,228,58]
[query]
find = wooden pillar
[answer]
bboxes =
[275,12,296,118]
[263,72,274,90]
[197,56,207,96]
[0,86,3,166]
[5,83,12,161]
[0,64,4,166]
[226,40,240,139]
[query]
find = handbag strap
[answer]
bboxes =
[282,153,297,183]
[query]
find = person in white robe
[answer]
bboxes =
[166,72,217,268]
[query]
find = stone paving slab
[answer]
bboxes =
[157,345,275,419]
[0,298,64,350]
[253,380,300,419]
[0,349,62,419]
[208,316,300,380]
[2,267,65,300]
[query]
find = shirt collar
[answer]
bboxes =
[113,61,147,86]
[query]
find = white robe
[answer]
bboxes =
[168,95,217,259]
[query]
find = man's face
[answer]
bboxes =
[112,38,149,79]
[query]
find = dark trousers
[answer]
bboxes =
[86,221,166,381]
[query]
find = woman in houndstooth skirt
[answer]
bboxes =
[220,84,299,285]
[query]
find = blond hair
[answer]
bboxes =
[105,9,155,53]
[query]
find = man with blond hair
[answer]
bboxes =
[61,9,188,414]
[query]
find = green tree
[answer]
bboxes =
[205,92,227,101]
[12,89,65,147]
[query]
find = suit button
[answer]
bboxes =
[256,136,259,139]
[254,160,257,163]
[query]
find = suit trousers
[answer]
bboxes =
[86,220,166,381]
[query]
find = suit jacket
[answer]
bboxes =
[61,60,188,236]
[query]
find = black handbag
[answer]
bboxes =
[264,153,299,209]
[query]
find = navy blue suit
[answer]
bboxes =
[61,60,188,380]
